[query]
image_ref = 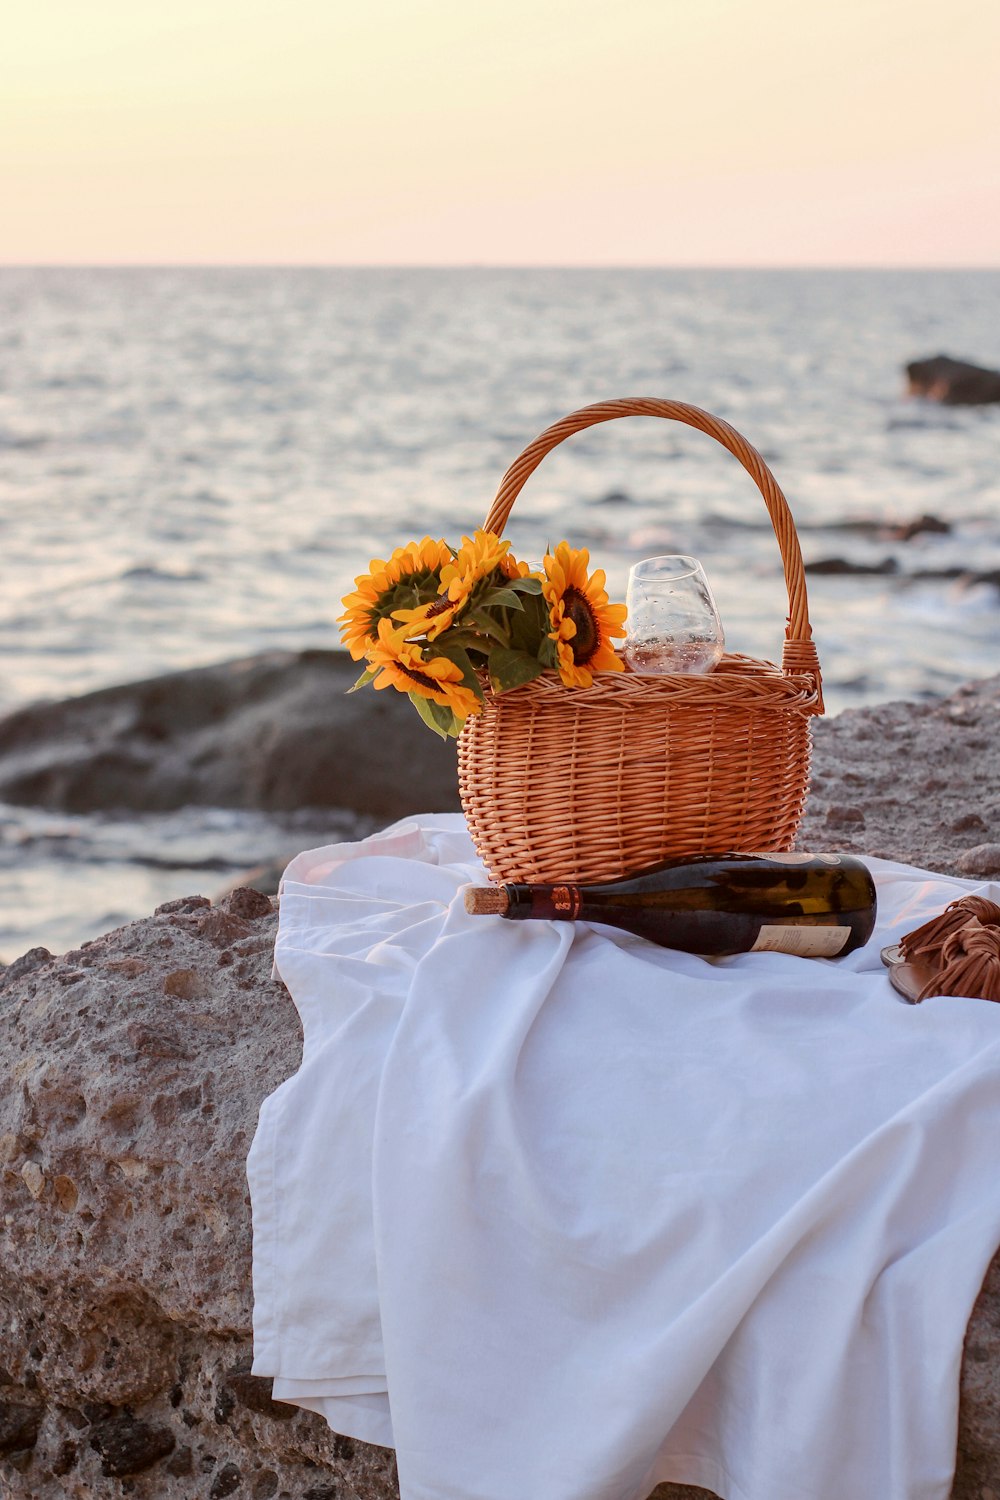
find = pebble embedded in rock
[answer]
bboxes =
[220,887,274,921]
[197,911,253,949]
[88,1413,176,1477]
[155,895,212,916]
[951,813,988,835]
[0,1401,42,1455]
[20,1162,45,1201]
[953,844,1000,879]
[162,968,209,1000]
[52,1175,78,1212]
[210,1461,242,1497]
[824,805,866,827]
[105,958,150,978]
[165,1444,194,1476]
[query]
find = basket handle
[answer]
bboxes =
[483,398,822,707]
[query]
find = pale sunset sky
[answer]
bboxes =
[2,0,998,266]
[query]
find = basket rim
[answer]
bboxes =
[469,652,823,714]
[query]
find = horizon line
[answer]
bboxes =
[1,261,999,273]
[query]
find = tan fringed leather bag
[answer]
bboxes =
[457,398,824,886]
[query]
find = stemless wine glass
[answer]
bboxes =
[623,555,725,674]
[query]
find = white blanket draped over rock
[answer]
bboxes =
[248,815,1000,1500]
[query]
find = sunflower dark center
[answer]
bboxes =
[563,586,599,663]
[398,662,440,692]
[426,596,453,618]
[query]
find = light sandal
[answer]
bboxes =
[881,895,1000,1004]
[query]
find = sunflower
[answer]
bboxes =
[390,593,465,642]
[338,536,452,659]
[367,618,482,719]
[499,552,533,582]
[391,557,480,641]
[393,530,531,642]
[441,530,510,590]
[542,542,627,688]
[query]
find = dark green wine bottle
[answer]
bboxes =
[464,851,876,958]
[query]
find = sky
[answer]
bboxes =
[2,0,998,266]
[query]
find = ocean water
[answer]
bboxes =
[1,267,998,955]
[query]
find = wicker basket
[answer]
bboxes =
[457,398,824,885]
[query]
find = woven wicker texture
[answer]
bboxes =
[458,398,824,885]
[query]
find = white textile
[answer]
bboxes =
[248,814,1000,1500]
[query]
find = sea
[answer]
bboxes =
[1,267,998,958]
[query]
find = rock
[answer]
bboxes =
[825,804,866,827]
[805,556,899,576]
[210,1461,242,1497]
[218,887,274,921]
[0,948,53,991]
[162,967,209,1000]
[906,354,1000,406]
[89,1413,175,1477]
[954,844,1000,879]
[0,1402,42,1455]
[0,649,462,819]
[19,1162,45,1200]
[797,675,1000,880]
[155,895,211,916]
[892,512,951,540]
[1,676,1000,1499]
[0,886,400,1500]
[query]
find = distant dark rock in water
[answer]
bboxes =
[800,514,951,540]
[804,558,1000,592]
[906,354,1000,405]
[805,557,899,576]
[0,650,462,818]
[890,513,951,541]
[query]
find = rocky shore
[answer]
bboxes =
[1,667,999,1500]
[0,651,461,821]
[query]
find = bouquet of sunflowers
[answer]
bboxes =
[338,530,628,738]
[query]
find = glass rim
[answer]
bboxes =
[627,554,704,582]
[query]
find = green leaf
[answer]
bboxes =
[488,648,547,694]
[538,634,559,670]
[466,608,511,646]
[428,700,464,736]
[477,585,524,612]
[509,593,549,655]
[409,692,451,738]
[437,628,487,653]
[347,666,378,693]
[408,692,466,739]
[508,575,543,595]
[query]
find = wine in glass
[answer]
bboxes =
[623,555,725,674]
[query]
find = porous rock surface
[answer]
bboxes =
[2,677,1000,1500]
[0,888,397,1500]
[798,673,1000,882]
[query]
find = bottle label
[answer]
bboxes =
[551,885,582,918]
[751,924,851,957]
